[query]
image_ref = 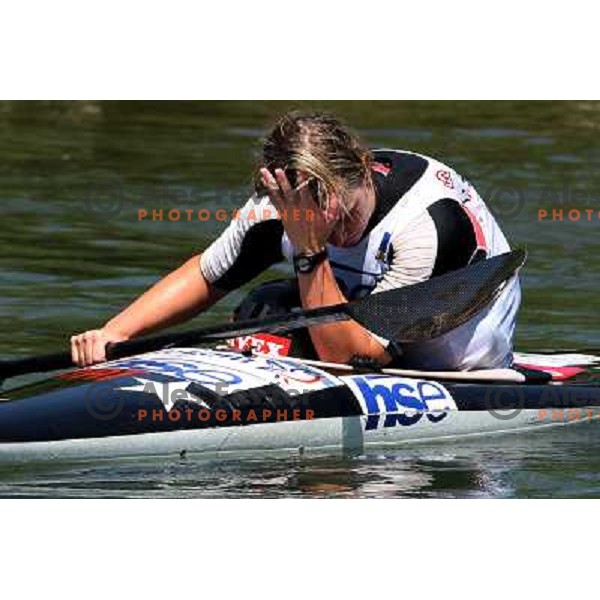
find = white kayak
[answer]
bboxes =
[0,348,599,464]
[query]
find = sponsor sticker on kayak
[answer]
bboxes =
[343,374,457,430]
[106,351,251,393]
[227,333,292,357]
[58,367,147,382]
[106,348,338,394]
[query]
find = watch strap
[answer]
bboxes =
[293,249,328,274]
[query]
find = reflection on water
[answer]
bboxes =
[1,421,600,498]
[1,101,600,498]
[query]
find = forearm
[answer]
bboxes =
[297,260,391,365]
[104,254,224,339]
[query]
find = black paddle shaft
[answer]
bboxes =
[0,249,526,381]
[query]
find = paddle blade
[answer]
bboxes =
[348,249,526,343]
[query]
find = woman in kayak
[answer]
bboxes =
[71,111,521,370]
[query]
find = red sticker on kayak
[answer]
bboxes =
[58,367,146,382]
[227,333,292,357]
[516,363,585,381]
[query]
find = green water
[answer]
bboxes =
[1,100,599,498]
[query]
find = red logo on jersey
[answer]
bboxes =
[436,170,454,189]
[371,162,391,177]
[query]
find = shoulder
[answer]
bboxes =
[368,148,479,223]
[371,149,430,184]
[363,149,437,234]
[372,148,430,167]
[370,148,441,207]
[371,148,463,188]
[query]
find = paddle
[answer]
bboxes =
[0,249,526,383]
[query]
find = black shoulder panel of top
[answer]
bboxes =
[363,150,429,237]
[427,198,478,276]
[213,219,285,291]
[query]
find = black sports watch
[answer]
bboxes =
[293,249,328,274]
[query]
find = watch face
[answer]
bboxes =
[294,250,326,273]
[298,257,310,271]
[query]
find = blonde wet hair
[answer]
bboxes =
[255,111,373,219]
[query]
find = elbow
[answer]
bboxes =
[313,334,391,366]
[315,347,354,365]
[313,341,385,366]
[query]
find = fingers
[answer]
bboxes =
[70,334,82,366]
[90,331,108,365]
[261,167,301,207]
[260,168,283,208]
[70,330,108,367]
[274,168,293,199]
[262,167,316,206]
[259,167,276,189]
